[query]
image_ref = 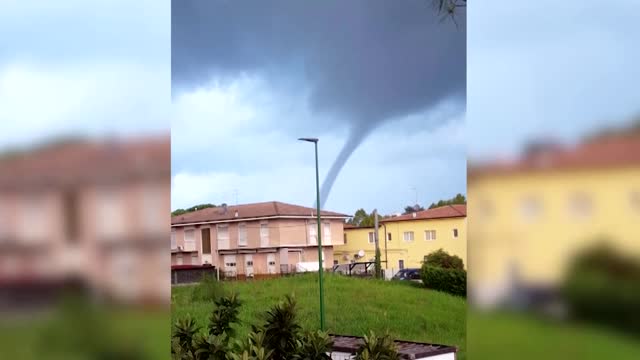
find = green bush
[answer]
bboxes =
[423,248,464,270]
[562,242,640,334]
[191,274,225,303]
[420,249,466,296]
[421,265,466,297]
[172,294,400,359]
[354,331,401,360]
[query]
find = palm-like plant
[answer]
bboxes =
[173,316,201,358]
[262,295,302,360]
[354,332,400,360]
[230,330,274,360]
[193,332,230,360]
[294,330,333,360]
[209,293,242,337]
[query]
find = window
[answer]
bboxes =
[368,232,375,244]
[238,223,247,247]
[225,261,237,267]
[323,222,332,244]
[260,222,269,245]
[424,230,436,241]
[333,260,339,265]
[96,189,125,239]
[63,190,79,242]
[171,230,176,249]
[184,229,196,251]
[399,259,405,270]
[268,261,276,266]
[479,199,494,219]
[246,261,254,266]
[142,186,164,233]
[217,224,229,249]
[403,231,414,242]
[201,228,211,254]
[453,228,459,238]
[308,222,317,245]
[520,196,542,221]
[343,233,347,244]
[387,233,392,241]
[631,191,640,212]
[569,192,592,219]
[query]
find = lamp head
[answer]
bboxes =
[298,137,318,143]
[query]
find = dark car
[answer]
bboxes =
[391,268,421,281]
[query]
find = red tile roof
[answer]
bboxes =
[468,133,640,179]
[171,201,350,225]
[0,135,170,189]
[380,204,466,223]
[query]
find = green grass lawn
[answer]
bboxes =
[0,305,169,360]
[172,273,467,359]
[468,310,640,359]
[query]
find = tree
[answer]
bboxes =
[428,193,466,209]
[172,203,217,217]
[347,209,383,228]
[403,204,425,215]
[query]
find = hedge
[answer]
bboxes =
[421,265,466,297]
[562,242,640,333]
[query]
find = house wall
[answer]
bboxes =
[171,217,345,274]
[335,216,467,270]
[468,167,640,296]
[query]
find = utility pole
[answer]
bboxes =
[373,209,381,279]
[298,137,325,331]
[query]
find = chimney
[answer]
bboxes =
[412,212,417,218]
[234,210,238,218]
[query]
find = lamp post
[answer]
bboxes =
[298,137,325,331]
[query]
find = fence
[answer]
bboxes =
[171,265,218,285]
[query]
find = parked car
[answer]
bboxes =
[392,268,421,281]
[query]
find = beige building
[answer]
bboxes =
[171,201,349,277]
[0,136,170,305]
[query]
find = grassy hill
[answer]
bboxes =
[172,273,467,359]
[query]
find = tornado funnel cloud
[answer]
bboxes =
[317,126,371,209]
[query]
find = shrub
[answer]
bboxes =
[172,316,201,359]
[562,242,640,334]
[354,331,400,360]
[421,265,466,297]
[423,248,464,270]
[191,274,225,303]
[295,330,333,360]
[262,295,302,359]
[208,292,242,337]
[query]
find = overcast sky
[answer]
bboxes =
[2,1,638,216]
[171,0,467,215]
[0,0,170,151]
[468,0,640,162]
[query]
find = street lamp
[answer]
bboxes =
[298,137,325,331]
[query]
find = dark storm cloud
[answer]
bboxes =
[173,0,465,124]
[172,0,465,207]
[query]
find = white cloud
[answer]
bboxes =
[0,62,169,149]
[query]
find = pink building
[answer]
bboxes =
[171,201,349,278]
[0,136,170,305]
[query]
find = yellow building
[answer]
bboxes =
[467,134,640,306]
[334,205,467,272]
